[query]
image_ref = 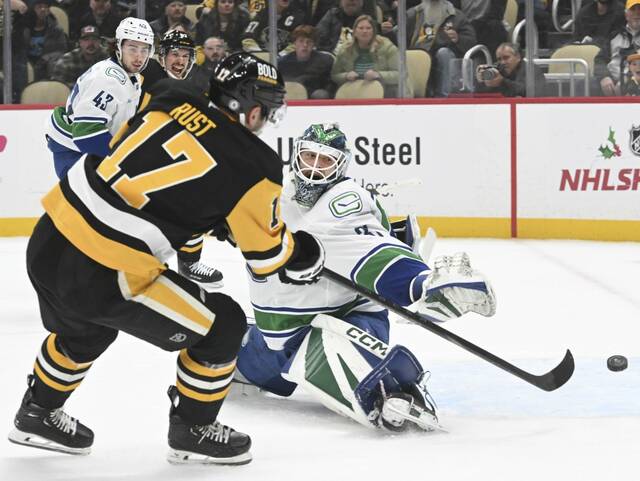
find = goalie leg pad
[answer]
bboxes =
[282,315,438,431]
[236,326,299,397]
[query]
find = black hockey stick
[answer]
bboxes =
[322,267,574,392]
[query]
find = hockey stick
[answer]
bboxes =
[321,268,574,392]
[372,179,423,196]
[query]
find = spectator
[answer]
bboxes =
[316,0,366,54]
[24,0,69,81]
[574,0,625,46]
[453,0,507,54]
[597,0,640,96]
[150,0,195,40]
[51,24,108,87]
[298,0,378,25]
[188,36,228,93]
[515,0,551,48]
[400,0,476,97]
[241,0,306,54]
[279,25,333,98]
[331,15,410,97]
[1,0,29,102]
[195,0,250,51]
[621,50,640,94]
[75,0,123,41]
[475,42,545,96]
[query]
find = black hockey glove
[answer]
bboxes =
[210,222,237,247]
[279,230,325,285]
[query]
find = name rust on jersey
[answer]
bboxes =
[169,102,217,137]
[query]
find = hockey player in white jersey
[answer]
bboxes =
[45,17,154,179]
[237,123,497,431]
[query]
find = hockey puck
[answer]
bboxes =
[607,355,628,372]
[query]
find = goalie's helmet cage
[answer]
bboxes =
[292,123,352,207]
[115,17,155,71]
[159,30,196,79]
[209,52,286,125]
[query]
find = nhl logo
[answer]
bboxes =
[629,125,640,156]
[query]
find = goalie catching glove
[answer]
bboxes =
[412,252,496,321]
[279,230,325,285]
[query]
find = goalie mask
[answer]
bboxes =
[291,123,351,207]
[159,30,196,79]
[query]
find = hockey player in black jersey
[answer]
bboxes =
[140,30,225,289]
[9,52,325,466]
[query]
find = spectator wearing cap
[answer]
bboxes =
[75,0,123,41]
[150,0,195,40]
[51,25,108,87]
[24,0,69,81]
[195,0,250,51]
[621,50,640,94]
[279,25,333,98]
[596,0,640,95]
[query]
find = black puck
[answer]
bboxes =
[607,355,628,372]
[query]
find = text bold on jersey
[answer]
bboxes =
[169,103,217,137]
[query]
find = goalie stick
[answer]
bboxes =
[321,268,574,392]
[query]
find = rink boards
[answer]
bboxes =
[0,99,638,240]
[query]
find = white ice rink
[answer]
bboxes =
[1,235,639,481]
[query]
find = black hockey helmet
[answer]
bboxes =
[159,29,196,79]
[209,52,286,125]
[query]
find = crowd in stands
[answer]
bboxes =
[3,0,640,102]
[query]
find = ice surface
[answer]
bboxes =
[1,236,638,481]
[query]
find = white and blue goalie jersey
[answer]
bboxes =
[248,174,429,350]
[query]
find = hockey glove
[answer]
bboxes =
[210,222,237,247]
[413,252,496,322]
[279,230,325,285]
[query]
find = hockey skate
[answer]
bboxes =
[166,386,252,465]
[8,376,93,455]
[178,259,224,288]
[378,373,441,433]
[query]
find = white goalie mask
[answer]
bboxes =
[291,123,351,207]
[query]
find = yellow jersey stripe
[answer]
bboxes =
[42,184,167,279]
[34,362,82,392]
[46,334,92,371]
[179,350,236,377]
[179,243,203,253]
[176,380,231,402]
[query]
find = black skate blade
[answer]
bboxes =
[8,429,91,455]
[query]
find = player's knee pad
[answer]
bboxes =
[282,314,438,430]
[190,292,247,363]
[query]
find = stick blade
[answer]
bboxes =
[529,349,575,392]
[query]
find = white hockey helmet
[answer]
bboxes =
[115,17,155,71]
